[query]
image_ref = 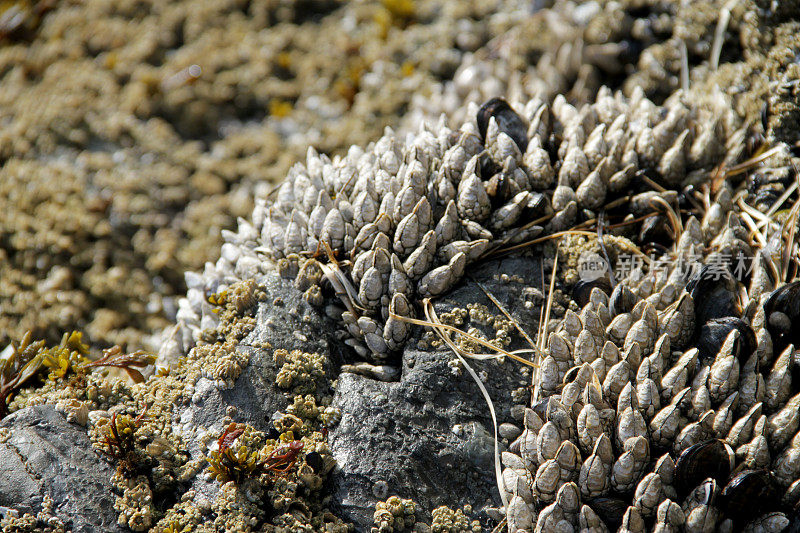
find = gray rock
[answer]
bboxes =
[0,405,123,532]
[173,257,543,530]
[177,271,339,500]
[328,256,542,530]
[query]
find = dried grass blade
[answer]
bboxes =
[390,312,539,367]
[422,299,509,510]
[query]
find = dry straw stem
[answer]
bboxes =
[390,304,540,368]
[649,194,684,243]
[711,144,783,193]
[319,240,366,315]
[422,298,510,509]
[534,251,559,404]
[711,0,740,70]
[779,196,800,282]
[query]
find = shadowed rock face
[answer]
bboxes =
[327,256,543,529]
[0,405,123,533]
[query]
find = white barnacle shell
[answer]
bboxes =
[434,200,460,247]
[307,203,327,240]
[608,163,637,193]
[417,252,466,298]
[437,239,488,263]
[352,190,379,231]
[533,459,561,505]
[539,356,561,398]
[558,143,589,188]
[283,209,309,256]
[357,316,389,358]
[575,167,607,211]
[583,123,607,168]
[689,116,724,169]
[506,495,535,533]
[578,433,613,499]
[393,198,431,257]
[388,254,413,298]
[712,392,738,437]
[551,175,577,211]
[358,267,385,310]
[547,201,577,233]
[383,293,413,352]
[489,191,531,230]
[403,159,428,196]
[393,183,422,224]
[462,219,492,240]
[456,166,491,222]
[503,156,532,193]
[489,130,523,166]
[574,329,598,366]
[657,129,690,187]
[768,392,800,450]
[441,144,468,183]
[578,505,607,533]
[403,230,437,281]
[502,463,534,504]
[633,472,664,518]
[765,344,794,412]
[606,313,633,345]
[728,402,763,449]
[602,360,631,405]
[611,436,650,493]
[522,136,554,190]
[707,331,741,405]
[635,126,658,168]
[616,406,648,450]
[526,101,549,140]
[650,393,686,449]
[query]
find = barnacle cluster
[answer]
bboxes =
[430,505,480,533]
[373,495,417,533]
[5,0,800,532]
[273,348,327,394]
[159,16,800,529]
[0,494,65,533]
[182,81,740,367]
[3,0,581,355]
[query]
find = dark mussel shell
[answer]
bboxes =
[764,280,800,355]
[473,150,500,179]
[485,164,514,206]
[476,97,529,152]
[305,451,324,473]
[588,497,628,529]
[674,439,734,498]
[524,191,550,219]
[719,469,781,524]
[572,277,612,308]
[696,317,756,364]
[686,264,742,327]
[608,283,640,316]
[638,214,673,248]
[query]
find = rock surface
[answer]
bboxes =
[328,256,543,529]
[171,255,543,529]
[175,271,341,500]
[0,405,123,533]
